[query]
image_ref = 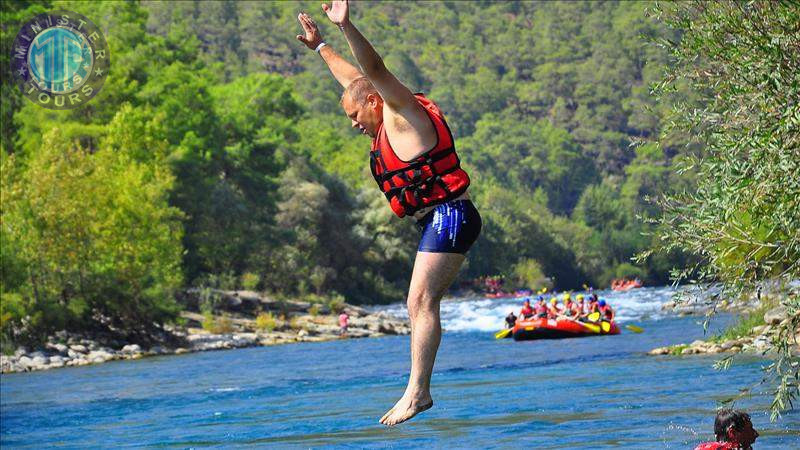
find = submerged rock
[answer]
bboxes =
[648,347,671,355]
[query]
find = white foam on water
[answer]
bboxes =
[379,286,678,332]
[208,387,242,393]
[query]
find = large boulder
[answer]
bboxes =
[121,344,141,354]
[46,343,69,355]
[87,350,114,363]
[764,305,788,325]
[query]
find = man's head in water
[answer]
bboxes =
[714,409,758,448]
[341,77,383,138]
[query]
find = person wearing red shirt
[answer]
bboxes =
[598,299,615,321]
[587,294,600,314]
[534,296,548,318]
[338,310,349,336]
[695,409,759,450]
[547,298,561,319]
[575,294,587,320]
[519,299,534,319]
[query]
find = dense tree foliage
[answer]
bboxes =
[143,0,690,289]
[642,1,799,419]
[1,107,184,344]
[2,1,696,344]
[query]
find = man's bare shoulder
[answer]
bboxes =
[381,101,437,161]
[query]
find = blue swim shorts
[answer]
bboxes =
[416,200,482,254]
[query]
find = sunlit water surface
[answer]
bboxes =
[2,287,798,448]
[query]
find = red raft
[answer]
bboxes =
[512,317,620,341]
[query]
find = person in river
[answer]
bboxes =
[575,294,587,320]
[505,311,517,329]
[558,293,577,319]
[519,298,534,319]
[296,1,481,426]
[598,299,615,321]
[547,297,561,318]
[562,296,578,319]
[534,296,548,318]
[694,409,759,450]
[587,295,600,315]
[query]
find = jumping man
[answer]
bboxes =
[296,0,481,426]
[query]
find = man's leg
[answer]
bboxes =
[379,251,465,426]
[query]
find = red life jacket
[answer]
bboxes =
[694,442,737,450]
[369,94,470,218]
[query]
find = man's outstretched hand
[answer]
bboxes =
[296,12,323,50]
[322,0,349,27]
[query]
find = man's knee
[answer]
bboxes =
[407,292,439,318]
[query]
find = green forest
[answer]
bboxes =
[1,0,796,351]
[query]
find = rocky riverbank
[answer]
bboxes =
[649,304,799,356]
[659,293,759,316]
[1,290,409,374]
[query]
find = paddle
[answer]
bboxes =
[625,324,644,333]
[568,318,600,333]
[495,328,512,339]
[573,312,609,333]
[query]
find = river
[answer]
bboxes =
[1,287,798,448]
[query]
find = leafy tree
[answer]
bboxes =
[0,0,52,153]
[643,1,800,419]
[1,106,183,345]
[461,113,596,215]
[573,181,626,230]
[1,0,717,344]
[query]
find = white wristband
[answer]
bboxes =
[314,42,327,53]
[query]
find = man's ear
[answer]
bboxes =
[367,93,381,110]
[726,425,737,441]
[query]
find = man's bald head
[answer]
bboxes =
[340,76,383,138]
[342,76,379,106]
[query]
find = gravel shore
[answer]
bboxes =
[1,290,409,374]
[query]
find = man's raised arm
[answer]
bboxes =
[321,1,419,112]
[296,12,362,88]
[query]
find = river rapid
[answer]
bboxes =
[2,287,798,448]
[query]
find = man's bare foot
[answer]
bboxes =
[379,394,433,426]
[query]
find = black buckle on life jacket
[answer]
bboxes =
[374,144,465,215]
[369,151,381,186]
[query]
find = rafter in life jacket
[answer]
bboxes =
[369,94,470,218]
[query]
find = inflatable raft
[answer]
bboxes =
[512,317,620,340]
[611,278,642,291]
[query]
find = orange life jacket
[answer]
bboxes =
[369,94,470,218]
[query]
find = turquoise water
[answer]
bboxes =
[2,288,799,448]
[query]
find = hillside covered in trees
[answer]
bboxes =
[2,1,694,343]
